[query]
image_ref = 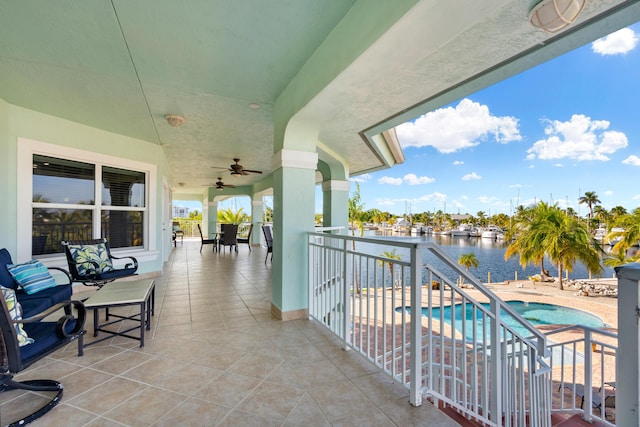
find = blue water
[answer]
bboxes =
[416,301,606,341]
[363,231,616,284]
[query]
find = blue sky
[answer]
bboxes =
[177,24,640,218]
[351,23,640,217]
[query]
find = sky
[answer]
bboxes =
[177,23,640,218]
[349,23,640,217]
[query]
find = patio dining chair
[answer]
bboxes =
[237,224,253,252]
[197,224,218,253]
[262,225,273,263]
[218,224,238,253]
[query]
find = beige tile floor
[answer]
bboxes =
[1,239,459,427]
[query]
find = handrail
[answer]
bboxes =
[307,232,552,426]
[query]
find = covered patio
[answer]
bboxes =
[3,240,459,426]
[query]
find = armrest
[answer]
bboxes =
[12,300,86,338]
[109,254,138,270]
[47,266,72,285]
[69,259,101,278]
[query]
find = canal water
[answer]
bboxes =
[364,231,616,284]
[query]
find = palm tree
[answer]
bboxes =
[348,183,366,293]
[458,252,479,270]
[505,202,556,281]
[610,208,640,255]
[579,191,600,231]
[457,252,479,287]
[217,207,248,224]
[379,249,402,287]
[543,211,603,290]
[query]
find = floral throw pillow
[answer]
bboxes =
[6,259,58,294]
[1,286,34,346]
[68,243,114,277]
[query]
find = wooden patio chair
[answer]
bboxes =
[237,224,253,251]
[262,225,273,263]
[219,224,239,253]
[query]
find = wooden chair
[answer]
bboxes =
[61,238,138,287]
[219,224,239,253]
[0,288,85,426]
[262,225,273,263]
[197,224,218,253]
[237,224,253,251]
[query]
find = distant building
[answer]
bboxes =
[173,206,191,218]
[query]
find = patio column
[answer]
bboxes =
[322,179,349,230]
[206,200,218,237]
[614,262,640,426]
[251,199,263,246]
[271,149,318,320]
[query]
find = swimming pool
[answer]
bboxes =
[408,301,606,341]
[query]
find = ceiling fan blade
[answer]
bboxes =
[243,169,262,174]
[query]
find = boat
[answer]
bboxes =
[481,225,503,240]
[451,224,471,237]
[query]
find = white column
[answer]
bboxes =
[615,262,640,427]
[251,200,263,245]
[322,180,349,230]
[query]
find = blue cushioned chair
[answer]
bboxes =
[0,248,73,318]
[0,290,85,427]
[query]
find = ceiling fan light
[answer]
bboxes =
[529,0,586,33]
[165,114,185,127]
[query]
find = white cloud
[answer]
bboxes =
[416,192,448,204]
[462,172,481,181]
[526,114,628,161]
[604,190,613,196]
[554,163,564,168]
[509,184,523,188]
[377,176,402,185]
[633,195,640,200]
[375,198,396,206]
[592,28,639,55]
[378,174,435,185]
[453,160,464,166]
[622,155,640,166]
[351,173,372,183]
[395,98,521,153]
[403,173,435,185]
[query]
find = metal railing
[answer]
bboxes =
[308,232,552,426]
[546,326,618,425]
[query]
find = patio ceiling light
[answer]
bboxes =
[165,114,185,127]
[529,0,586,33]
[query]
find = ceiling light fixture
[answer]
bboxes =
[165,114,185,127]
[529,0,586,33]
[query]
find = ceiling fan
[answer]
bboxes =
[208,177,235,190]
[214,158,263,176]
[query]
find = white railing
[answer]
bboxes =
[546,326,618,425]
[308,233,551,426]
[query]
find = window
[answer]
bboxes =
[32,155,147,255]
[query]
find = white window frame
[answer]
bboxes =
[17,138,157,262]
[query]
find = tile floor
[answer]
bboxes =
[1,239,460,426]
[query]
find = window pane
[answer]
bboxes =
[102,210,144,248]
[32,208,93,255]
[102,166,145,207]
[33,155,95,204]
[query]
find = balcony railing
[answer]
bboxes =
[308,232,552,426]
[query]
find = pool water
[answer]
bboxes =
[415,301,606,341]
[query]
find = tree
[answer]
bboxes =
[218,207,249,223]
[458,252,479,271]
[610,208,640,255]
[379,249,402,287]
[506,202,603,290]
[579,191,600,232]
[348,183,366,293]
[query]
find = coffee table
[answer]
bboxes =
[83,279,155,347]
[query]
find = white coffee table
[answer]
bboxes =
[83,279,155,347]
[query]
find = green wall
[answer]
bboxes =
[0,99,171,274]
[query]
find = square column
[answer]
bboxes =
[614,262,640,426]
[322,180,349,230]
[251,200,263,246]
[271,149,318,320]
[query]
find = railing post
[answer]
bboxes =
[490,299,502,427]
[582,329,593,421]
[342,236,350,350]
[614,263,640,427]
[409,244,423,406]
